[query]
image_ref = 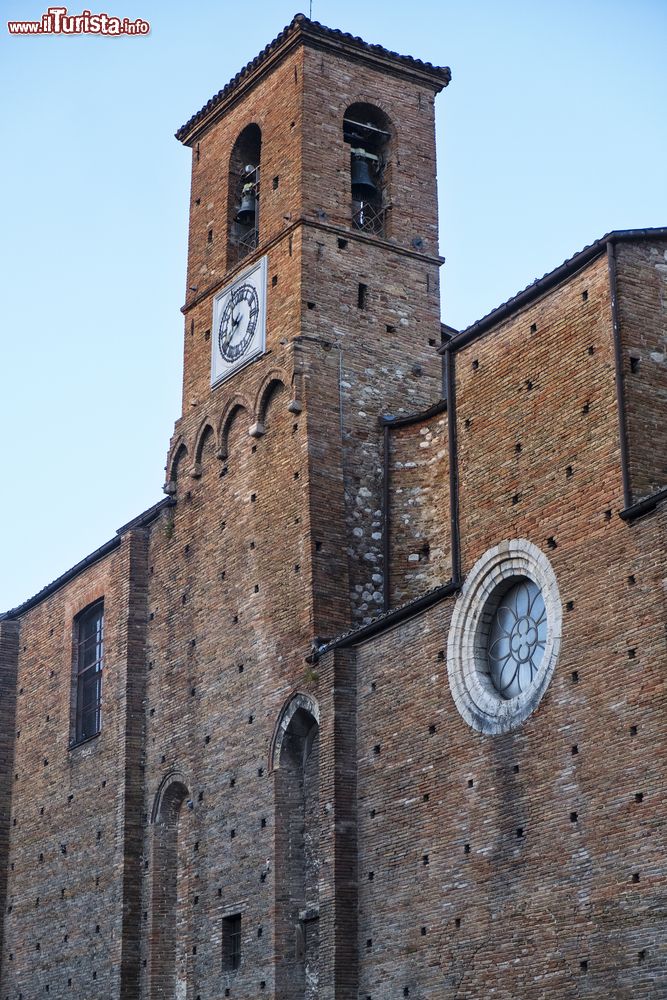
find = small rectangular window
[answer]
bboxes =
[222,913,242,971]
[357,283,368,309]
[73,601,104,744]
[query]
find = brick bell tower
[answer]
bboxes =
[148,26,449,994]
[168,14,450,640]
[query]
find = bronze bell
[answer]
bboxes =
[236,184,256,225]
[351,155,378,201]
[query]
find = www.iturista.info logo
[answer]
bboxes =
[7,6,150,35]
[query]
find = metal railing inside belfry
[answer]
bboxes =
[230,223,259,263]
[231,165,259,264]
[352,199,386,235]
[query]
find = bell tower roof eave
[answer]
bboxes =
[175,12,451,147]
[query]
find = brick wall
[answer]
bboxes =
[0,620,19,965]
[2,14,664,1000]
[139,382,321,997]
[454,254,618,570]
[298,228,442,624]
[0,532,149,999]
[348,248,667,998]
[353,497,667,996]
[615,238,667,502]
[386,406,450,606]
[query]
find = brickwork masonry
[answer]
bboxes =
[0,15,665,1000]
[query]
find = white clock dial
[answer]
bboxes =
[211,256,267,386]
[218,282,259,362]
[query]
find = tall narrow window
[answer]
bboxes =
[343,103,392,236]
[73,601,104,743]
[227,124,262,266]
[222,914,242,971]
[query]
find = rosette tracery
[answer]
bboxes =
[487,580,547,699]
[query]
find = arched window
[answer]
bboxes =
[227,124,261,265]
[274,698,320,998]
[343,103,392,235]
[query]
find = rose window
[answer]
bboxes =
[486,580,547,699]
[447,541,562,734]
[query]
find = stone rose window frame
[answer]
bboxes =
[447,539,562,734]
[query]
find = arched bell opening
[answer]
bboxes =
[343,103,392,236]
[274,701,321,1000]
[227,123,262,266]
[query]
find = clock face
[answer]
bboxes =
[211,256,267,386]
[218,283,259,362]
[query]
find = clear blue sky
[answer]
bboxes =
[1,0,665,610]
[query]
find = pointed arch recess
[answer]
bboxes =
[165,441,188,492]
[193,420,217,463]
[217,395,252,460]
[190,421,216,478]
[149,771,191,999]
[151,770,190,824]
[269,692,320,772]
[253,369,290,427]
[272,693,321,996]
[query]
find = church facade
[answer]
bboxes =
[1,14,666,999]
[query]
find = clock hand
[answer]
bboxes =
[221,321,234,347]
[221,314,241,353]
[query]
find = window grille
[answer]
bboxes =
[351,200,386,235]
[229,214,259,264]
[222,914,242,971]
